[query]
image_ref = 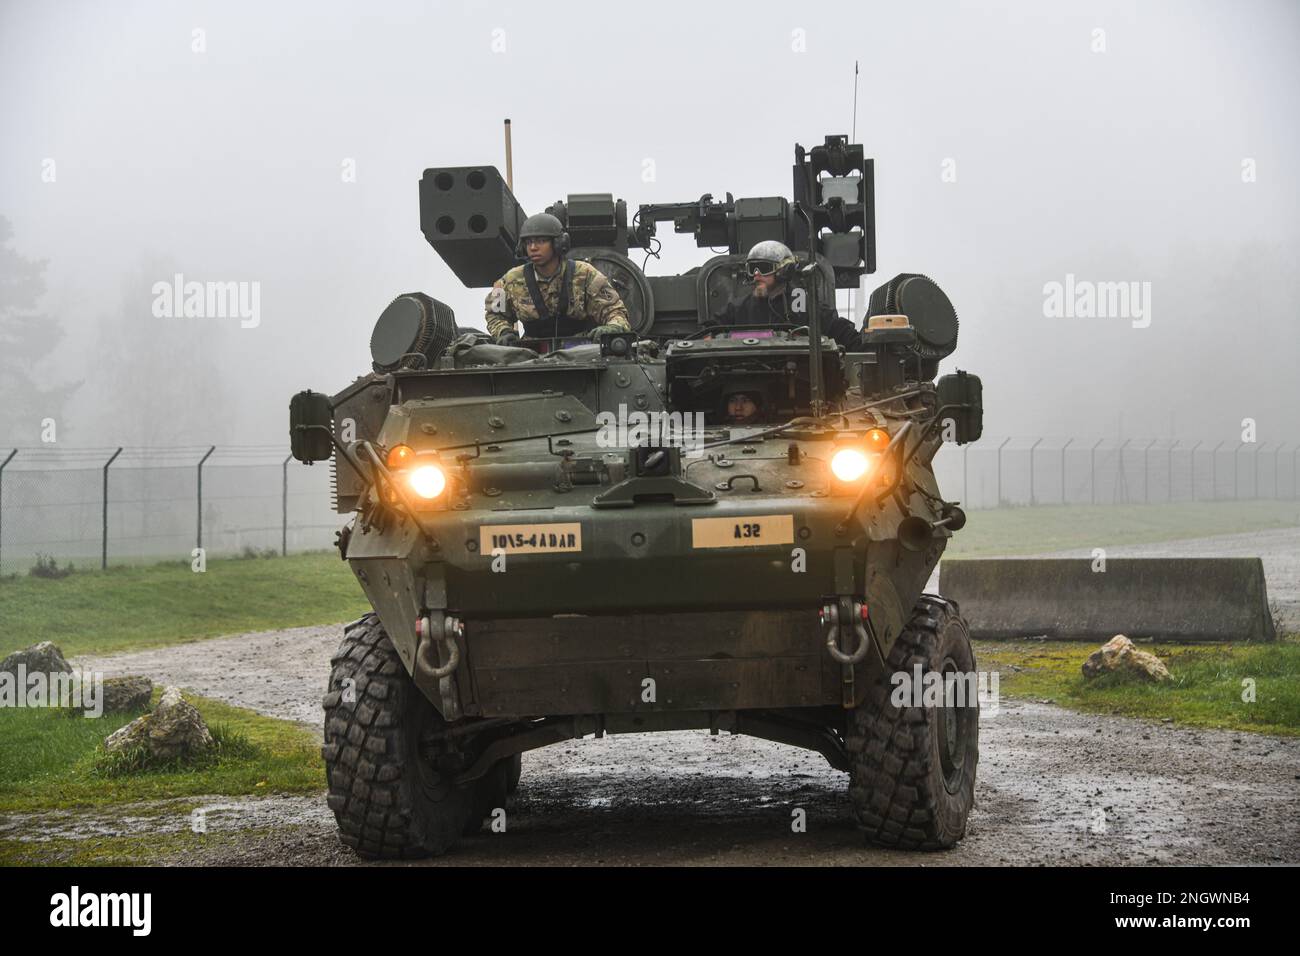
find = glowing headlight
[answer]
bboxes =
[408,464,446,499]
[831,448,876,483]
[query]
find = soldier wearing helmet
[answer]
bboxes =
[723,389,763,426]
[718,240,863,351]
[485,212,631,346]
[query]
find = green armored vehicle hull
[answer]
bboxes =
[292,134,985,858]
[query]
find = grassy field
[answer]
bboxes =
[977,633,1300,736]
[0,550,368,658]
[0,687,325,866]
[0,827,250,867]
[946,499,1300,558]
[0,689,324,816]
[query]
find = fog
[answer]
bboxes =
[2,0,1297,451]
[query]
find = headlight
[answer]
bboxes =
[408,464,446,499]
[831,448,876,483]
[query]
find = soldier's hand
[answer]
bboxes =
[587,324,625,341]
[494,330,520,347]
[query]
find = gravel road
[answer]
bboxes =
[26,529,1296,866]
[6,693,1297,866]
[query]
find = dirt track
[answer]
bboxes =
[5,688,1297,866]
[30,528,1297,866]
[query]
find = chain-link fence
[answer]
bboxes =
[932,438,1300,510]
[1,438,1296,576]
[0,446,339,577]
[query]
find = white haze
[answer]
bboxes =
[1,0,1297,450]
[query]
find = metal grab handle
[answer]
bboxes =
[823,601,872,665]
[717,474,761,492]
[417,613,462,679]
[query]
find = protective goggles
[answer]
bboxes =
[745,259,779,276]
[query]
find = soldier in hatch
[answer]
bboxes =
[718,240,862,351]
[485,213,631,346]
[724,390,763,426]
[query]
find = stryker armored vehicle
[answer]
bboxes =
[290,134,985,858]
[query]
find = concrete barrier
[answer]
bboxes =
[938,557,1277,642]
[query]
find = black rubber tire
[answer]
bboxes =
[322,613,475,859]
[846,594,979,850]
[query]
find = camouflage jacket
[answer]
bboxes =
[484,259,631,338]
[719,288,863,351]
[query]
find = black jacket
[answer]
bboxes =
[717,288,863,351]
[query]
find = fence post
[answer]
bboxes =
[0,449,16,574]
[1090,439,1103,506]
[1253,442,1267,500]
[1281,443,1289,499]
[1233,443,1244,500]
[1027,438,1043,505]
[1188,441,1202,501]
[197,446,215,551]
[1211,440,1225,500]
[962,444,968,507]
[996,437,1011,507]
[1142,438,1157,504]
[1060,438,1073,505]
[282,453,292,556]
[1117,439,1131,505]
[1167,440,1178,502]
[102,447,122,570]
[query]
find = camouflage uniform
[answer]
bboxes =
[484,259,631,339]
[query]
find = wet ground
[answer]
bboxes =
[9,528,1294,866]
[4,699,1296,866]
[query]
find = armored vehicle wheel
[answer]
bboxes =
[846,595,978,850]
[322,613,475,859]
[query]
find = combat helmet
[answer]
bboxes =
[744,240,798,280]
[517,213,570,257]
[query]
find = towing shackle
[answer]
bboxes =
[416,612,463,679]
[822,600,872,665]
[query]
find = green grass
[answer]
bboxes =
[0,827,245,867]
[0,550,366,658]
[93,722,259,777]
[977,632,1300,735]
[0,689,324,814]
[946,499,1300,558]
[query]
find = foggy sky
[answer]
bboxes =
[1,0,1297,453]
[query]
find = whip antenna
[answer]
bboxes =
[503,118,514,190]
[852,60,859,141]
[850,61,861,321]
